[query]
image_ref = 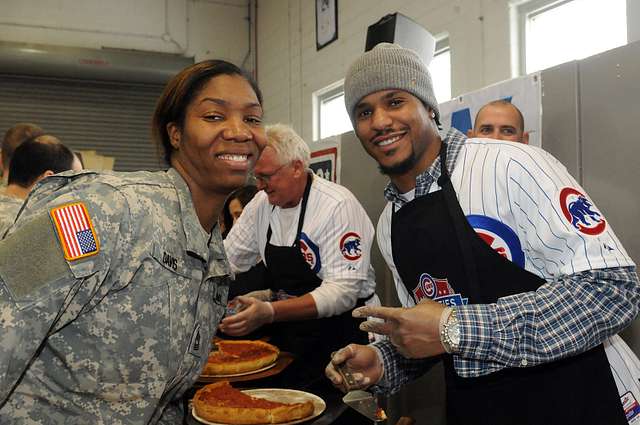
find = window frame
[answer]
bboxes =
[312,78,345,142]
[430,35,452,103]
[514,0,627,75]
[516,0,571,75]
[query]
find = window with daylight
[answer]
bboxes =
[429,37,451,104]
[516,0,627,74]
[314,81,352,141]
[313,37,452,141]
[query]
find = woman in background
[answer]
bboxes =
[221,184,272,301]
[221,185,258,239]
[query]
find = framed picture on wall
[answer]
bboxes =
[310,146,338,183]
[316,0,338,50]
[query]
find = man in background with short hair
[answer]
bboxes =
[467,99,529,144]
[0,134,81,235]
[0,123,44,186]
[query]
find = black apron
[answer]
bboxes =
[264,173,368,389]
[390,144,626,425]
[227,261,270,300]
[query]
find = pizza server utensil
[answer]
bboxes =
[337,363,386,423]
[342,390,386,423]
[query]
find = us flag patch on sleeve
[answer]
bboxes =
[50,202,100,261]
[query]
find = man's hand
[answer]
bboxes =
[325,344,383,393]
[354,299,447,359]
[243,289,272,302]
[219,296,274,336]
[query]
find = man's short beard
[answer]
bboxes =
[378,150,417,176]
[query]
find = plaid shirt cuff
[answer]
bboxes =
[370,340,440,394]
[370,340,397,393]
[457,303,495,360]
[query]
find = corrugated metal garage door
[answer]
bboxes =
[0,74,166,171]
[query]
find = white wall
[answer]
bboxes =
[256,0,640,144]
[256,0,513,143]
[0,0,252,65]
[2,0,638,138]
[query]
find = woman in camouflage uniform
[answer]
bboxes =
[0,60,266,424]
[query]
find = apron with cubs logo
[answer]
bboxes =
[390,144,625,425]
[264,173,368,389]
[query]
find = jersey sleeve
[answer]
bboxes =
[317,195,375,281]
[0,179,129,403]
[507,147,634,277]
[223,194,263,274]
[309,195,377,316]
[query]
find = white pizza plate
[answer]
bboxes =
[191,388,326,425]
[201,360,277,378]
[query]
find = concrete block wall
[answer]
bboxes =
[256,0,513,143]
[255,0,640,145]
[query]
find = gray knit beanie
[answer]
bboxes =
[344,42,440,126]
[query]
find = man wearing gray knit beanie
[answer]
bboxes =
[326,43,636,425]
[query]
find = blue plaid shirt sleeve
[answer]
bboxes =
[371,339,440,394]
[455,266,640,377]
[370,266,639,389]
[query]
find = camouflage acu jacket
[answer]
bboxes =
[0,192,23,237]
[0,168,230,424]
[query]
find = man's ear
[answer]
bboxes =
[167,122,181,149]
[291,159,305,177]
[522,131,530,145]
[34,170,55,184]
[467,129,476,138]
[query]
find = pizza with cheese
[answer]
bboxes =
[193,381,315,424]
[203,340,279,376]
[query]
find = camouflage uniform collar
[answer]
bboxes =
[166,168,210,262]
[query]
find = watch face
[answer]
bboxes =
[449,322,461,345]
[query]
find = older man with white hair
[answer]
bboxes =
[222,123,378,392]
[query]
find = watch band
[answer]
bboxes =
[440,307,460,354]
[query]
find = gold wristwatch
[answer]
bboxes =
[440,307,461,354]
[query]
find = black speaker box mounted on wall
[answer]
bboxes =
[365,13,436,65]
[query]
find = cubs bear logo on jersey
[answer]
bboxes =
[413,273,468,307]
[299,232,321,273]
[467,214,525,268]
[339,231,362,261]
[559,187,606,236]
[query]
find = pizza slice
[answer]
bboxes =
[203,339,279,376]
[193,381,315,424]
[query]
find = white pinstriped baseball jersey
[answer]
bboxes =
[378,138,634,307]
[224,175,377,318]
[606,335,640,423]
